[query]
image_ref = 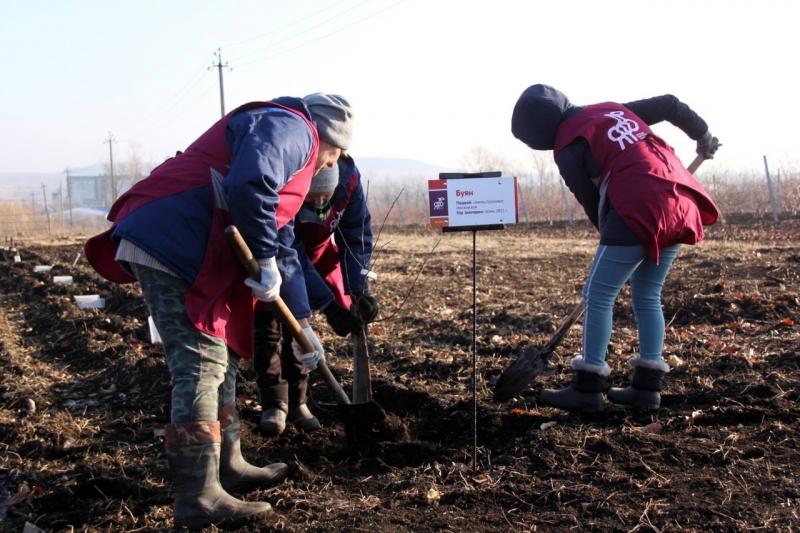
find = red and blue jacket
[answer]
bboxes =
[293,155,372,310]
[85,97,318,358]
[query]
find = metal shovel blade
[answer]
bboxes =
[493,302,584,402]
[336,398,386,426]
[493,346,551,402]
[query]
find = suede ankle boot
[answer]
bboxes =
[608,357,670,410]
[539,356,610,413]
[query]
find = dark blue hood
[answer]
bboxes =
[511,85,575,150]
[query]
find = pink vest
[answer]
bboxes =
[85,101,319,358]
[292,168,361,309]
[554,103,719,262]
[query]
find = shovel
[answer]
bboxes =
[352,278,377,404]
[494,301,584,402]
[225,225,385,426]
[493,143,719,402]
[352,325,373,403]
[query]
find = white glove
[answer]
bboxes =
[244,257,281,302]
[292,326,325,371]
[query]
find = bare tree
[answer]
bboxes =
[460,146,508,173]
[122,143,147,185]
[530,151,555,189]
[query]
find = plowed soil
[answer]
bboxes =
[1,216,798,531]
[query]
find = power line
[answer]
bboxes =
[222,0,352,50]
[147,77,219,132]
[136,65,210,125]
[236,0,405,69]
[228,0,375,63]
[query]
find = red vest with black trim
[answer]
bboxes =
[295,165,361,249]
[85,101,318,358]
[292,164,362,308]
[553,103,720,263]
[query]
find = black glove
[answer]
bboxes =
[352,293,379,323]
[696,131,720,160]
[322,301,362,337]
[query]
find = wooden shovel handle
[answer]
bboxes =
[225,225,350,404]
[225,225,260,278]
[687,136,720,174]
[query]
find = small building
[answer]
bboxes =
[67,174,133,209]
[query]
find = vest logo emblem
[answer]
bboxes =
[605,110,646,150]
[328,208,345,231]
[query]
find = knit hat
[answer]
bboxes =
[511,84,575,150]
[309,163,339,194]
[303,93,353,150]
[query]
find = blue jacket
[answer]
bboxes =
[294,155,372,310]
[112,96,313,317]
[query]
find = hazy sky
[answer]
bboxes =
[1,0,798,176]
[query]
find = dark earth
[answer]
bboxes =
[1,215,798,531]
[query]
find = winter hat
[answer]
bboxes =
[511,84,575,150]
[303,93,353,150]
[309,163,339,194]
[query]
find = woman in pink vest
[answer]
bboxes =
[85,94,353,528]
[511,84,720,413]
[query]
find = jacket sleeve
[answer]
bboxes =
[623,95,709,140]
[276,221,312,320]
[554,139,601,229]
[293,237,336,311]
[223,108,313,259]
[334,181,373,295]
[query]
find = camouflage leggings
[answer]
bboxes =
[131,264,238,423]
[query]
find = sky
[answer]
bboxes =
[1,0,798,179]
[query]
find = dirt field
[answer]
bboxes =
[1,216,799,531]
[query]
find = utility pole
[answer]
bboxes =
[105,132,117,204]
[65,167,73,226]
[41,183,52,235]
[210,48,231,118]
[763,155,779,222]
[59,183,64,229]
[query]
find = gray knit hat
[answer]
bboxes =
[310,163,339,194]
[303,93,353,150]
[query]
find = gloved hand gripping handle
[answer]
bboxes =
[225,225,351,405]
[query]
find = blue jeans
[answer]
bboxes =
[582,244,680,367]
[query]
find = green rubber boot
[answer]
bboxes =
[219,407,289,493]
[166,421,272,530]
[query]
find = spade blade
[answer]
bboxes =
[493,301,584,402]
[493,346,550,402]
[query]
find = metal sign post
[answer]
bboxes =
[428,171,518,471]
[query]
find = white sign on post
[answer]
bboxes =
[428,176,518,229]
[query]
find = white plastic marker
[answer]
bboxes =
[74,295,106,309]
[53,276,74,285]
[148,316,163,344]
[33,265,53,273]
[360,268,378,281]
